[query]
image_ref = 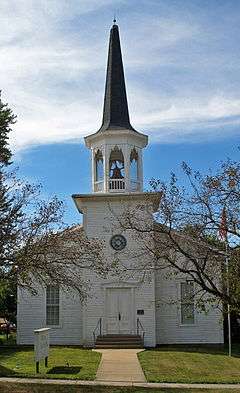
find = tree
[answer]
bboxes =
[0,92,15,166]
[0,95,106,300]
[0,170,107,299]
[0,279,17,323]
[115,159,240,314]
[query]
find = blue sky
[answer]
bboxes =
[1,0,240,223]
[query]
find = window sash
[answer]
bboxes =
[46,286,60,326]
[180,282,194,325]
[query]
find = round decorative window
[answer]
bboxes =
[110,234,127,251]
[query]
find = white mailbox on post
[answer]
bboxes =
[34,328,50,373]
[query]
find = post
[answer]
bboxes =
[91,149,95,192]
[226,242,231,357]
[36,361,39,373]
[104,145,109,193]
[123,145,130,192]
[227,303,231,357]
[45,357,48,367]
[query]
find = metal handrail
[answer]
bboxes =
[137,318,145,345]
[93,318,102,345]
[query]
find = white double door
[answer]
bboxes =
[106,288,133,334]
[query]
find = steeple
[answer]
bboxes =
[84,23,148,194]
[97,23,136,133]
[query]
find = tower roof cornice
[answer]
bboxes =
[85,128,148,149]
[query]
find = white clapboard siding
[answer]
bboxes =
[17,285,83,345]
[155,270,224,344]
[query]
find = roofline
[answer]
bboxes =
[72,191,161,213]
[84,128,148,148]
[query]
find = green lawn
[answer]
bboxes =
[0,385,240,393]
[0,333,16,345]
[0,347,101,380]
[138,345,240,383]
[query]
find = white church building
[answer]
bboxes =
[17,23,223,347]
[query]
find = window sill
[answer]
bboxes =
[46,325,62,329]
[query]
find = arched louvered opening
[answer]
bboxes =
[109,146,125,191]
[94,150,104,192]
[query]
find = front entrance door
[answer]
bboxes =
[106,288,132,334]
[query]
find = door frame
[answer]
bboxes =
[102,282,136,335]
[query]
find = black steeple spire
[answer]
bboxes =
[97,23,136,133]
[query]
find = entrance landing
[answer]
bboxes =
[95,334,143,349]
[94,349,146,382]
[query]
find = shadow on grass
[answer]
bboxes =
[0,364,16,376]
[47,366,82,375]
[0,346,33,355]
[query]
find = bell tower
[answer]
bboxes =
[72,22,160,348]
[85,23,148,193]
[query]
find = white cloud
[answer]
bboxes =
[0,0,240,154]
[133,94,240,128]
[122,16,200,68]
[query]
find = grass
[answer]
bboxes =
[0,347,101,380]
[138,344,240,384]
[0,386,240,393]
[2,344,240,389]
[0,332,16,345]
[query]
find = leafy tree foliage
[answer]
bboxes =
[0,95,106,300]
[116,159,240,313]
[0,170,107,298]
[0,92,16,166]
[0,280,16,323]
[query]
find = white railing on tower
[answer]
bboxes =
[109,179,125,191]
[94,180,104,192]
[130,180,140,191]
[95,179,140,192]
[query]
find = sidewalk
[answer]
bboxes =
[1,377,240,389]
[94,348,146,382]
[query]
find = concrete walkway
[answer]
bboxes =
[94,349,146,382]
[1,378,240,389]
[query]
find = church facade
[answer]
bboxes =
[17,23,223,347]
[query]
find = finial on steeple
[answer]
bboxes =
[113,13,116,25]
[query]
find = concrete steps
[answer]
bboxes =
[95,334,143,349]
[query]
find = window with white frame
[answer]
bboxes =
[180,281,195,325]
[46,285,60,326]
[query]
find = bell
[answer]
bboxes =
[111,161,124,179]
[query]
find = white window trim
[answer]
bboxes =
[45,285,62,329]
[179,280,196,327]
